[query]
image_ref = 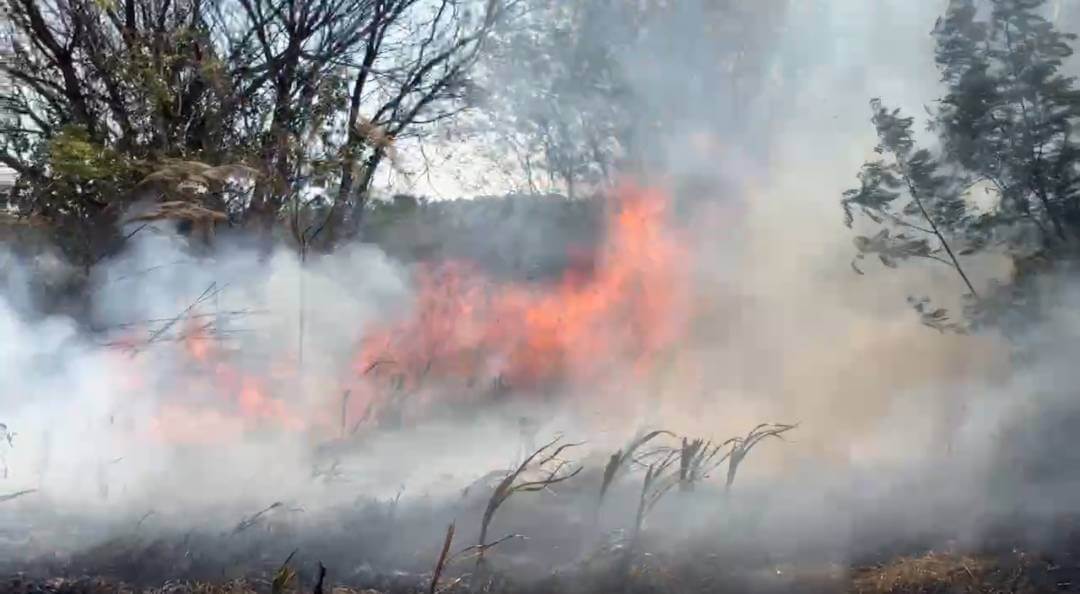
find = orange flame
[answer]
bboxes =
[350,182,691,422]
[183,319,212,362]
[112,183,691,441]
[135,318,304,444]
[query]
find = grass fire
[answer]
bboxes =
[5,1,1080,593]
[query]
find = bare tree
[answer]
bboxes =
[0,0,511,265]
[317,0,508,245]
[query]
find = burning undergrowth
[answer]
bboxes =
[3,178,1080,593]
[88,182,697,443]
[0,181,812,589]
[348,183,692,428]
[10,0,1080,590]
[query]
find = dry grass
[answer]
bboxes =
[477,436,583,565]
[428,523,455,594]
[598,430,672,506]
[128,201,228,225]
[850,552,1039,593]
[721,423,797,493]
[134,161,259,195]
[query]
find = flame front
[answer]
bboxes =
[108,183,692,441]
[350,182,691,422]
[141,320,304,444]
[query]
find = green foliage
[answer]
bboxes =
[934,0,1080,247]
[2,0,507,264]
[48,127,132,182]
[843,98,978,332]
[843,0,1080,333]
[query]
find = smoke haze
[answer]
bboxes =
[4,0,1080,589]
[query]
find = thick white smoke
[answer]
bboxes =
[4,0,1080,588]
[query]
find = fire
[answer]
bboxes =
[133,318,304,444]
[183,318,212,362]
[107,183,692,441]
[350,182,691,422]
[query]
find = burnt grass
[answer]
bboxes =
[3,532,1080,594]
[5,468,1080,594]
[4,406,1080,594]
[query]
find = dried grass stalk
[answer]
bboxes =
[721,423,797,493]
[429,523,455,594]
[0,488,36,503]
[599,430,673,506]
[128,201,228,224]
[478,436,583,566]
[271,550,297,594]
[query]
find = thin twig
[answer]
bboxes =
[0,489,36,503]
[429,522,455,594]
